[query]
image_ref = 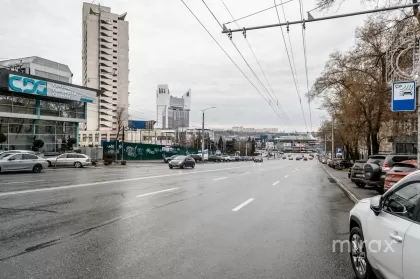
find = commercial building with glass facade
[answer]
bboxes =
[0,69,99,152]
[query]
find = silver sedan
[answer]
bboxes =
[0,153,48,173]
[46,153,91,168]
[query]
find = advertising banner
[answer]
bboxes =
[8,74,97,103]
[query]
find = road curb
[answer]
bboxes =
[321,165,359,203]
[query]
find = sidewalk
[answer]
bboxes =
[321,165,378,202]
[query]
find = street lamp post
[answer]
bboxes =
[201,107,216,158]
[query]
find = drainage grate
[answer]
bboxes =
[328,177,337,183]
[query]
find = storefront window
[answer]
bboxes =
[40,99,85,119]
[0,93,36,115]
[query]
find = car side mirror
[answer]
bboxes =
[370,195,383,216]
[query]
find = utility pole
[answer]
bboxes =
[246,142,248,156]
[121,126,125,161]
[201,107,216,158]
[331,116,335,159]
[222,3,420,34]
[201,111,204,156]
[324,133,327,155]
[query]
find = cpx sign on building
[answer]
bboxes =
[8,74,96,103]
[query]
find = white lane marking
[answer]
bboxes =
[0,179,47,185]
[295,168,299,171]
[240,172,250,175]
[0,165,251,197]
[285,175,289,178]
[213,177,228,181]
[272,181,280,186]
[136,188,178,198]
[232,198,254,212]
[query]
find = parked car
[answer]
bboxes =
[350,160,367,188]
[0,150,35,156]
[169,155,195,169]
[362,155,387,191]
[348,167,352,178]
[46,153,91,168]
[254,156,263,163]
[364,154,416,194]
[0,153,48,173]
[330,159,341,168]
[288,156,293,160]
[303,157,308,161]
[348,171,420,279]
[208,155,222,162]
[384,160,417,192]
[234,156,240,161]
[282,156,287,159]
[336,159,353,170]
[189,154,203,162]
[309,156,313,160]
[221,155,231,162]
[163,155,178,163]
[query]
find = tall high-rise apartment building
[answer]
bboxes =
[82,2,129,137]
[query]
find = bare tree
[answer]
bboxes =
[115,106,128,141]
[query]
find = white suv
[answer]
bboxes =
[349,170,420,279]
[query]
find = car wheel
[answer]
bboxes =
[32,164,43,173]
[180,164,184,169]
[46,160,51,167]
[169,165,173,169]
[192,163,195,169]
[356,183,366,188]
[74,161,82,168]
[350,227,376,279]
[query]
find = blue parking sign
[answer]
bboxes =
[392,81,416,112]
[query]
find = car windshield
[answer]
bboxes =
[174,156,186,160]
[367,156,385,165]
[0,153,13,159]
[390,163,417,173]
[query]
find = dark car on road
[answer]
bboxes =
[254,156,263,163]
[350,160,367,187]
[190,154,203,162]
[169,156,196,169]
[208,155,222,162]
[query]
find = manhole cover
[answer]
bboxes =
[328,177,336,183]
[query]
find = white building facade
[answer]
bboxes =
[82,2,129,138]
[0,56,73,83]
[156,84,191,129]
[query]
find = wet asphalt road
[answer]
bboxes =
[0,159,355,279]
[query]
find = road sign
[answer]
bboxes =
[392,81,416,112]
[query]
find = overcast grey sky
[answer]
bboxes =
[0,0,375,131]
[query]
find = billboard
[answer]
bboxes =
[8,74,97,103]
